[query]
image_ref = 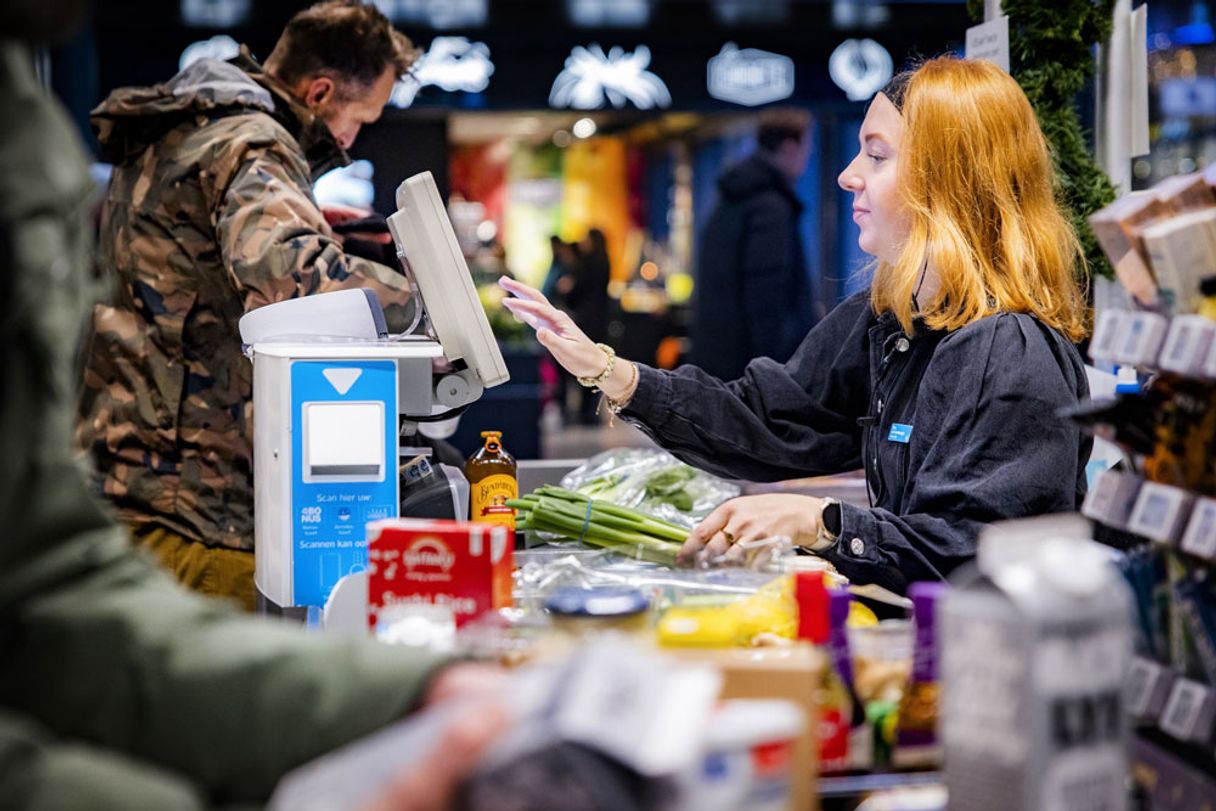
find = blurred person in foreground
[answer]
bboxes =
[0,5,503,809]
[691,107,817,381]
[76,1,421,609]
[500,57,1091,594]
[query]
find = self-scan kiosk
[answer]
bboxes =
[240,171,509,613]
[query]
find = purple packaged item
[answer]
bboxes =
[894,582,945,766]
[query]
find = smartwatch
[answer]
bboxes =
[810,498,841,552]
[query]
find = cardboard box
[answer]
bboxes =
[366,518,511,628]
[1153,171,1216,214]
[1089,193,1171,305]
[1139,208,1216,313]
[664,644,824,811]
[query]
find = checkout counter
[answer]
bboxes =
[239,171,509,615]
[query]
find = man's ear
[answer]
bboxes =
[303,76,335,108]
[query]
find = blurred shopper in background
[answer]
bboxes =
[691,107,816,381]
[565,228,612,424]
[0,4,504,809]
[75,1,419,609]
[542,234,576,304]
[501,57,1091,594]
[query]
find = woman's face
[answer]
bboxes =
[837,92,906,264]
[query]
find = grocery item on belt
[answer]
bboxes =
[467,430,518,530]
[366,518,512,629]
[561,448,741,528]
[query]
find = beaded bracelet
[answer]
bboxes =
[576,343,616,388]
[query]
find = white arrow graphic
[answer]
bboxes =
[322,368,362,396]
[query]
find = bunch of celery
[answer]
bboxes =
[507,486,688,566]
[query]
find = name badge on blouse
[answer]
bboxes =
[887,423,913,444]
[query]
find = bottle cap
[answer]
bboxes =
[1115,365,1139,394]
[544,586,650,618]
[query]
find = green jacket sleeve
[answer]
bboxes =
[212,135,416,330]
[4,552,450,806]
[0,41,449,808]
[0,708,216,811]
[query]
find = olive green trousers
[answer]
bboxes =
[133,525,257,611]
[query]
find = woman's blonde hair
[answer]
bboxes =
[871,57,1089,340]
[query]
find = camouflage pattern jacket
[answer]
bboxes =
[77,49,412,550]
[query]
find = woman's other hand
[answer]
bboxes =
[678,494,828,567]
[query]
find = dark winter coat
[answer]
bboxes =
[691,152,815,381]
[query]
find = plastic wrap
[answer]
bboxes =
[515,549,781,608]
[560,449,742,528]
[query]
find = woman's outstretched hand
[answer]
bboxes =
[497,277,609,380]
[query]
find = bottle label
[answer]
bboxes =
[819,706,850,771]
[471,473,517,529]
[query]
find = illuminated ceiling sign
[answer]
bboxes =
[372,0,486,28]
[568,0,650,27]
[390,37,495,109]
[179,35,240,72]
[707,43,795,107]
[828,39,894,102]
[181,0,249,27]
[550,44,671,110]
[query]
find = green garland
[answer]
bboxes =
[967,0,1119,281]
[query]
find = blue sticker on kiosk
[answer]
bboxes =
[290,359,398,608]
[887,423,913,444]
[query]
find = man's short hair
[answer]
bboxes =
[266,1,418,94]
[757,108,812,152]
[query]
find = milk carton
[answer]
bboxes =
[942,522,1133,811]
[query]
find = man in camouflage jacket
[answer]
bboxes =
[77,2,418,608]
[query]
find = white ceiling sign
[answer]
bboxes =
[550,44,672,110]
[828,39,894,102]
[390,37,495,109]
[181,0,249,28]
[568,0,650,27]
[707,43,795,106]
[372,0,487,28]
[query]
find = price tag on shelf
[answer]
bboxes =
[1204,335,1216,380]
[1090,309,1128,364]
[1082,468,1142,530]
[1181,497,1216,561]
[1127,482,1194,544]
[1158,316,1216,377]
[1159,678,1216,745]
[1126,656,1173,722]
[1115,311,1168,367]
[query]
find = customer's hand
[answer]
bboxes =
[678,494,828,567]
[496,277,608,380]
[422,662,506,706]
[360,700,508,811]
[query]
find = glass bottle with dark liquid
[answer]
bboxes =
[466,431,517,530]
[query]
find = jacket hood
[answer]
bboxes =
[91,46,348,178]
[717,152,802,210]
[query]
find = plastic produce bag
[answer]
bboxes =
[561,449,741,528]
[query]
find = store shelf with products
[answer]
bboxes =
[1131,729,1216,811]
[1080,171,1216,810]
